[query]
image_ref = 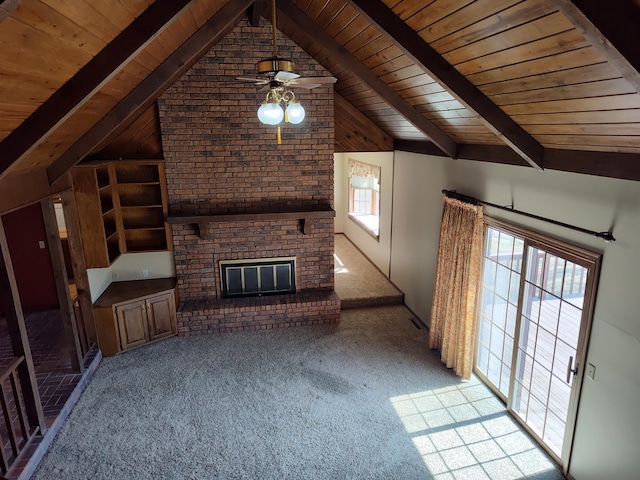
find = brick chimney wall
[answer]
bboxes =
[158,19,339,335]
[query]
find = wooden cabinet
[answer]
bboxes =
[146,293,176,341]
[93,278,177,356]
[71,160,172,268]
[115,300,149,350]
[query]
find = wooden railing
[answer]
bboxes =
[0,356,38,474]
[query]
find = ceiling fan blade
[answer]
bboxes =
[314,76,338,84]
[274,71,299,82]
[289,76,338,89]
[295,83,321,90]
[236,76,269,85]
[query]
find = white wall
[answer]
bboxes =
[389,151,448,322]
[87,251,176,302]
[390,150,640,480]
[334,152,394,276]
[334,153,346,234]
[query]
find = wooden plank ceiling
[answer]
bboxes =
[279,0,640,157]
[0,0,638,202]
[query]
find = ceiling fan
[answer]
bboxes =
[236,0,337,94]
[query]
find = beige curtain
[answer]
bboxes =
[428,195,484,380]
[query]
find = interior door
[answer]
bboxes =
[476,221,600,471]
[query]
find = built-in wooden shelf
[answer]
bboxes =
[168,208,336,239]
[71,160,172,267]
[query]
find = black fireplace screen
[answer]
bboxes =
[220,257,296,298]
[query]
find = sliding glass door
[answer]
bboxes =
[477,227,523,398]
[476,220,600,472]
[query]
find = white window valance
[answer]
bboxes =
[348,159,380,181]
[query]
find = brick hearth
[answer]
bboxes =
[158,18,339,335]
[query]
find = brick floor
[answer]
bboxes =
[0,310,99,479]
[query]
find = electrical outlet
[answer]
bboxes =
[38,240,45,249]
[586,363,596,380]
[112,271,118,280]
[142,269,150,278]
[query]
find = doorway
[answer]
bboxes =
[1,196,97,411]
[475,219,600,472]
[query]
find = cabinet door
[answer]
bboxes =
[146,293,176,341]
[116,300,149,350]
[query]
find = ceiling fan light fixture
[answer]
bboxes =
[257,101,284,125]
[257,57,295,76]
[285,100,305,124]
[249,0,326,138]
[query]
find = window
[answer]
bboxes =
[348,160,380,239]
[476,218,600,470]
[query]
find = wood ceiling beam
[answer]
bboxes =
[0,170,69,216]
[551,0,640,94]
[249,0,268,27]
[544,149,640,182]
[47,0,254,184]
[393,140,448,159]
[0,0,20,23]
[349,0,545,171]
[394,140,528,167]
[278,0,457,159]
[395,140,640,182]
[0,0,195,181]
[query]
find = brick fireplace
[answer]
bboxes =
[158,18,340,335]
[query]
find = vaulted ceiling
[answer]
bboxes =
[0,0,639,213]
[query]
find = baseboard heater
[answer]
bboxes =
[220,257,296,298]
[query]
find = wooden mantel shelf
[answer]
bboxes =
[167,208,336,239]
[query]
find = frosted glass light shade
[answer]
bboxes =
[285,101,305,124]
[257,102,284,125]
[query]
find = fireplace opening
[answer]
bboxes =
[220,257,296,298]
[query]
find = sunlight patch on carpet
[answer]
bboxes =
[333,253,349,274]
[390,382,560,479]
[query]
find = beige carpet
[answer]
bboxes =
[32,304,563,480]
[334,234,403,308]
[30,236,564,479]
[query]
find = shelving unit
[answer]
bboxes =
[71,160,172,268]
[115,163,168,253]
[98,164,121,264]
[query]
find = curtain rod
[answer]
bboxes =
[442,189,616,242]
